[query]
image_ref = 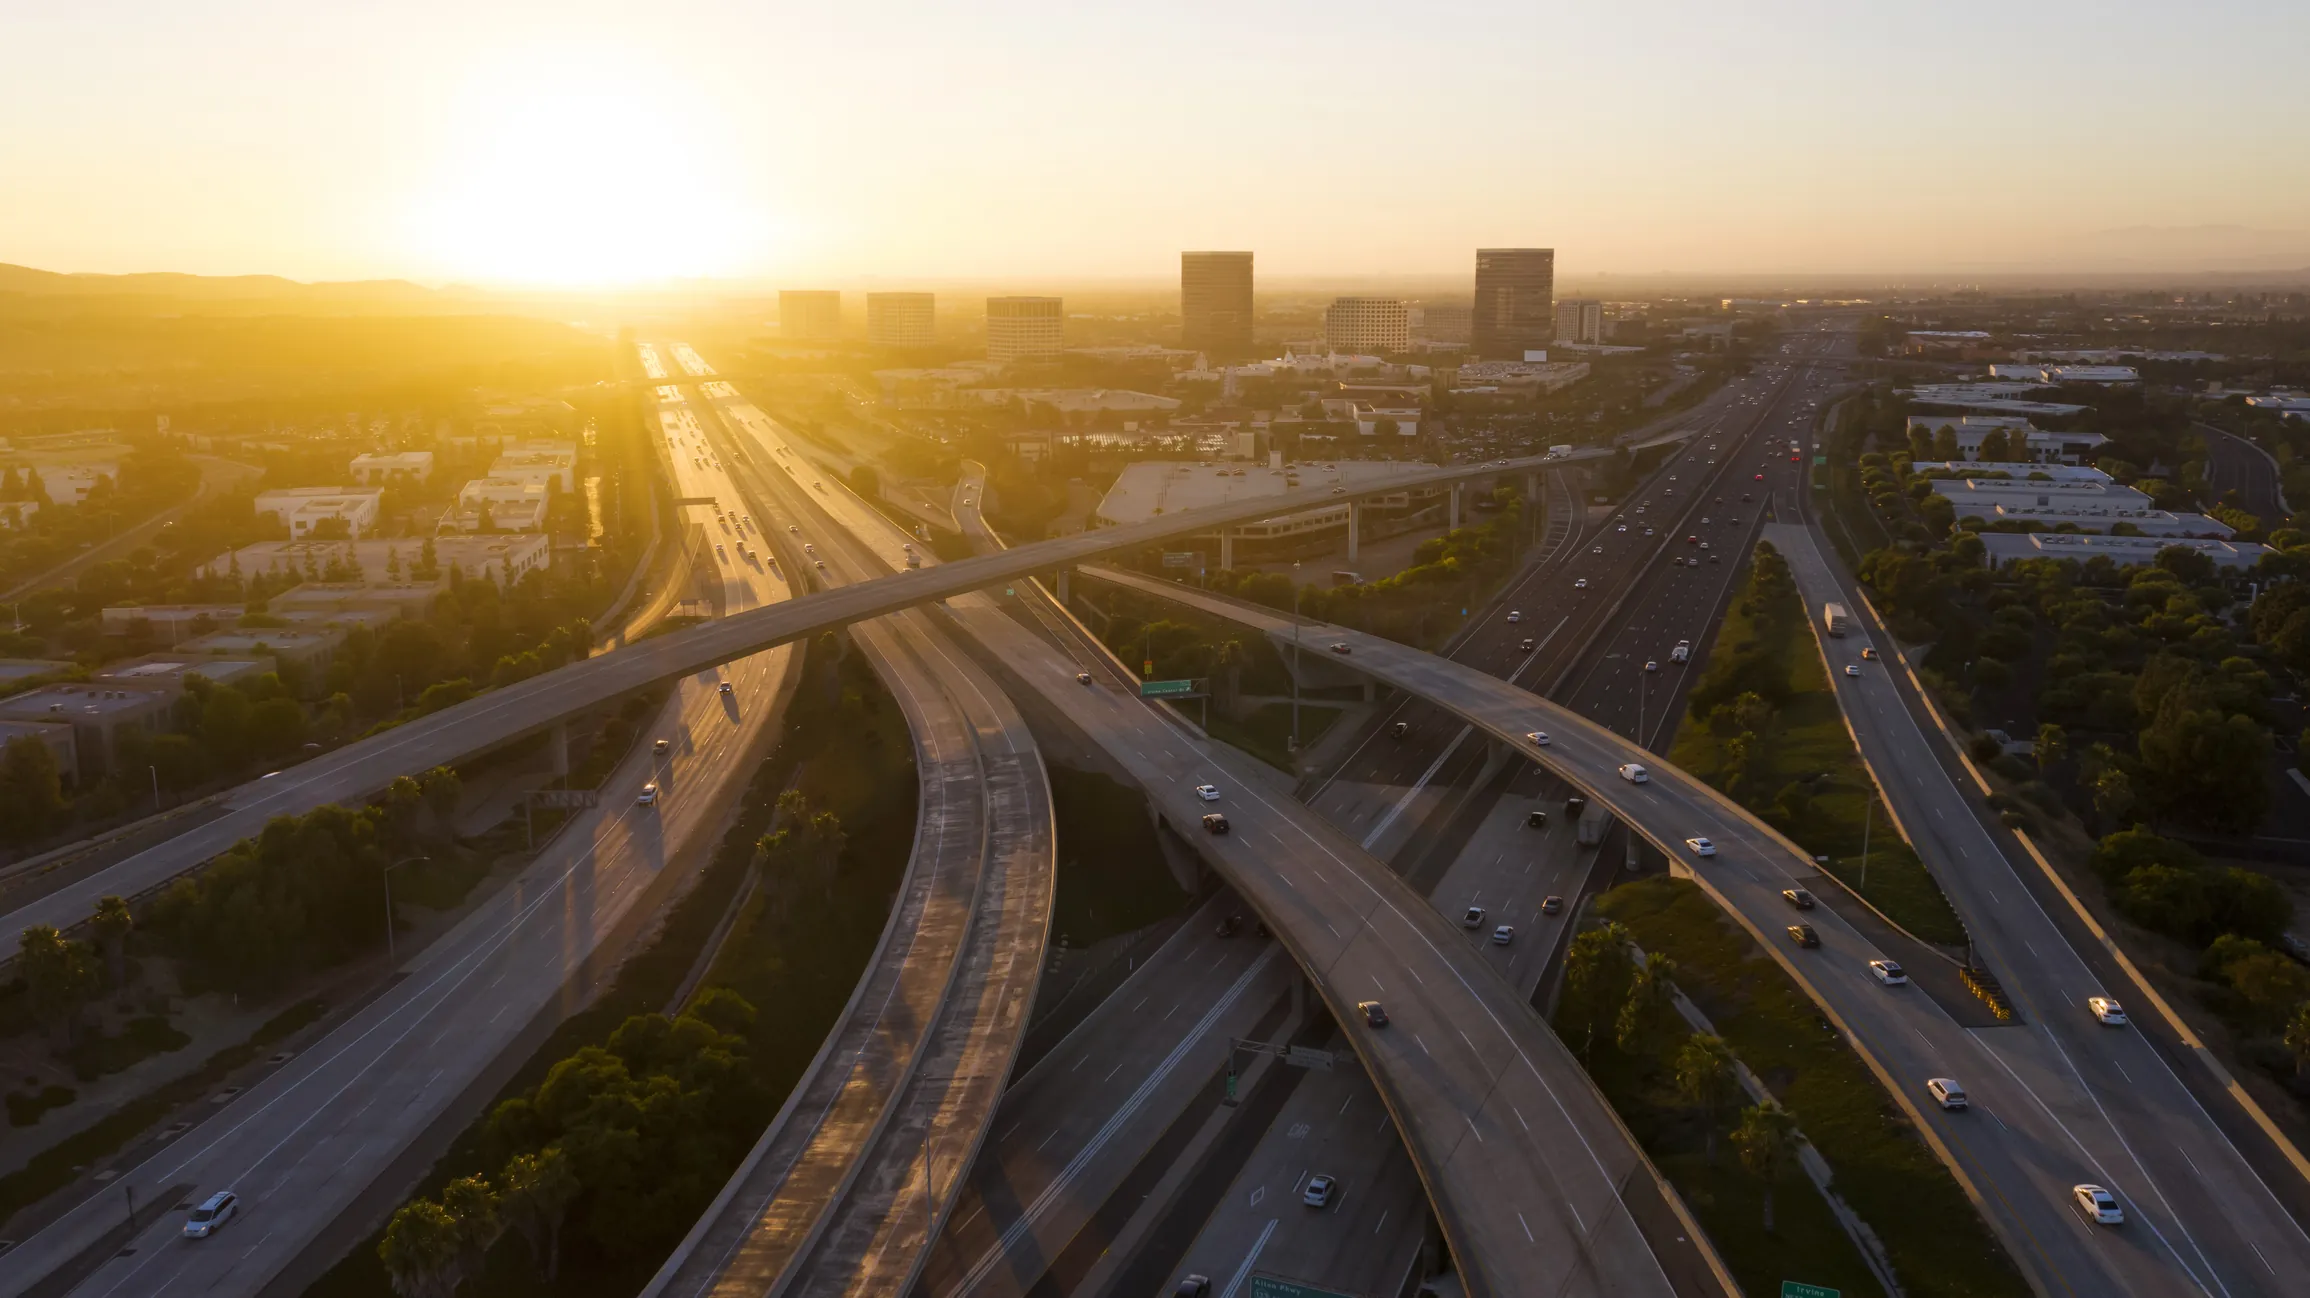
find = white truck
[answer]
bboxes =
[1548,444,1575,457]
[1823,602,1853,637]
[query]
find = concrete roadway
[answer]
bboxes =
[929,587,1704,1298]
[0,374,800,1298]
[0,444,1617,959]
[2194,421,2292,527]
[1768,520,2310,1297]
[639,350,1055,1298]
[1101,568,2308,1297]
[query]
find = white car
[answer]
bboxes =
[182,1190,239,1238]
[1684,836,1716,857]
[1619,763,1649,784]
[1926,1077,1967,1110]
[637,782,660,806]
[1507,610,1523,623]
[1573,578,1589,589]
[1525,731,1551,746]
[1194,784,1220,802]
[2072,1184,2124,1225]
[1491,925,1515,945]
[2088,996,2128,1026]
[1592,545,1604,554]
[1844,664,1861,677]
[1869,959,1908,986]
[1616,524,1628,533]
[1303,1174,1337,1208]
[1462,905,1486,928]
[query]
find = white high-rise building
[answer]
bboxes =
[986,296,1064,362]
[1554,298,1603,345]
[1322,297,1409,353]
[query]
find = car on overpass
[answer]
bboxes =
[1357,1000,1389,1027]
[1618,763,1649,783]
[1525,730,1551,746]
[2073,1184,2125,1225]
[1684,836,1717,857]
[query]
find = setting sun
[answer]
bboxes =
[407,60,762,286]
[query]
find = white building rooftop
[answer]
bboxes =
[1980,533,2267,570]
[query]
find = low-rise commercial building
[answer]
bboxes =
[1930,479,2154,511]
[1448,359,1591,395]
[1910,461,2112,482]
[175,626,347,674]
[95,653,277,697]
[199,535,550,588]
[0,684,172,778]
[1963,504,2232,537]
[255,487,383,539]
[441,477,551,532]
[489,440,577,492]
[1904,415,2108,463]
[0,719,78,780]
[1323,298,1410,353]
[1979,533,2268,571]
[349,451,436,486]
[1987,363,2140,385]
[100,603,248,640]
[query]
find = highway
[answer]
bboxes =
[0,366,800,1297]
[1768,520,2310,1297]
[2195,421,2292,527]
[1094,555,2310,1296]
[634,346,1054,1298]
[0,443,1613,959]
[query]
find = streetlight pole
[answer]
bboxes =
[1859,795,1872,892]
[1290,562,1303,755]
[381,855,429,965]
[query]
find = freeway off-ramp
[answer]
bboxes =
[1096,563,2310,1296]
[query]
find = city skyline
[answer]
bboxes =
[6,1,2309,286]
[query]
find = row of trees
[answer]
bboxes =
[379,990,770,1296]
[1560,921,1804,1231]
[145,768,460,991]
[12,896,133,1048]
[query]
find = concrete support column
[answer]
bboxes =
[1526,472,1540,505]
[1219,527,1235,571]
[1056,568,1071,605]
[549,721,570,777]
[1449,483,1463,530]
[1346,503,1361,562]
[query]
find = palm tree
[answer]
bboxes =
[1674,1035,1740,1165]
[1615,952,1681,1055]
[2287,1003,2310,1085]
[90,895,134,990]
[499,1147,581,1280]
[379,1199,464,1298]
[18,924,96,1048]
[1734,1101,1801,1232]
[1562,922,1633,1059]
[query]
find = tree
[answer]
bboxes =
[1977,428,2013,462]
[1562,922,1634,1058]
[379,1199,464,1298]
[499,1147,581,1280]
[760,792,846,917]
[18,924,96,1047]
[440,1174,504,1285]
[849,464,880,499]
[2137,684,2272,832]
[1733,1101,1801,1232]
[1931,427,1961,461]
[2286,1003,2310,1084]
[1616,952,1682,1055]
[1674,1034,1740,1164]
[0,735,67,845]
[90,894,134,989]
[2034,722,2069,774]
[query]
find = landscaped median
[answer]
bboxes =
[1563,877,2029,1298]
[1669,542,1965,947]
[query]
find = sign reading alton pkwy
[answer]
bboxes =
[1249,1275,1359,1298]
[1139,679,1197,698]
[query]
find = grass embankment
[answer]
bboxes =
[1585,878,2029,1298]
[1204,700,1343,771]
[310,634,924,1298]
[1044,766,1189,950]
[1669,544,1964,946]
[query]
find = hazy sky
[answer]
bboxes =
[5,0,2307,286]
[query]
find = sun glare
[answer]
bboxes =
[410,64,760,287]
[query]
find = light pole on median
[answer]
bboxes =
[1290,560,1303,755]
[382,855,429,965]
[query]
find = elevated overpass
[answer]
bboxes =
[1085,564,2310,1297]
[2,447,1606,954]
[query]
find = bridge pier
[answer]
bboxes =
[549,721,570,778]
[1345,503,1360,563]
[1219,527,1235,571]
[1055,568,1071,606]
[1449,483,1463,530]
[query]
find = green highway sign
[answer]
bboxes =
[1249,1276,1359,1298]
[1781,1283,1840,1298]
[1140,679,1196,698]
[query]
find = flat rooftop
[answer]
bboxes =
[1980,533,2268,570]
[1094,460,1440,528]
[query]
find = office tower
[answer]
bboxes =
[1323,297,1410,353]
[779,290,843,340]
[1181,251,1255,356]
[986,296,1064,362]
[1416,303,1472,344]
[867,292,936,347]
[1471,248,1555,358]
[1554,298,1603,346]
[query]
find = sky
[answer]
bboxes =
[4,0,2308,288]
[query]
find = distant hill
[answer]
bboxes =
[0,262,448,305]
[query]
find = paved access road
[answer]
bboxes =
[1770,520,2310,1298]
[640,348,1055,1298]
[2195,421,2292,527]
[0,372,800,1298]
[1108,568,2310,1297]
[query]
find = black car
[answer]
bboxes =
[1526,809,1548,828]
[1782,888,1816,909]
[1202,813,1229,834]
[1359,1000,1389,1027]
[1564,796,1587,818]
[1389,721,1410,738]
[1175,1276,1212,1297]
[1787,924,1820,949]
[1216,913,1243,938]
[1540,895,1565,915]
